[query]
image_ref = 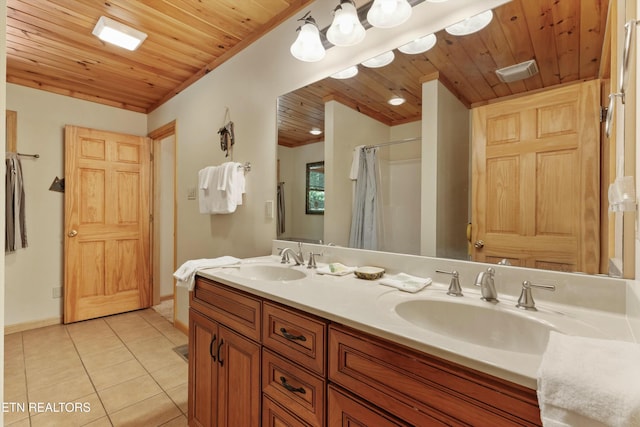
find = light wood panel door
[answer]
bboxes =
[471,80,601,273]
[64,125,151,323]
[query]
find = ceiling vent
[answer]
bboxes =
[495,59,539,83]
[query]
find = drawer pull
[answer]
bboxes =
[280,327,307,342]
[209,334,217,361]
[279,376,306,394]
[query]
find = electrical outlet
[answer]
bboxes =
[52,287,63,299]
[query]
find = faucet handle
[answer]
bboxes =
[307,252,322,269]
[516,281,556,311]
[436,270,463,297]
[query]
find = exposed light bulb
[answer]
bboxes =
[290,15,326,62]
[327,0,366,46]
[367,0,412,29]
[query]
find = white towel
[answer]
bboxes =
[378,273,432,293]
[537,331,640,427]
[316,263,356,276]
[349,145,365,180]
[173,256,241,291]
[198,163,246,214]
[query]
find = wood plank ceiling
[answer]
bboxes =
[6,0,315,113]
[5,0,610,147]
[278,0,610,147]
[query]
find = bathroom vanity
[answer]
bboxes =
[187,246,635,427]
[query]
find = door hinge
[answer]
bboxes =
[150,152,154,161]
[149,214,154,222]
[600,106,608,123]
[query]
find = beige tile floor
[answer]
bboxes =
[4,308,189,427]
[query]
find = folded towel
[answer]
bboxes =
[378,273,432,293]
[173,256,241,291]
[316,263,356,276]
[349,145,365,180]
[537,331,640,427]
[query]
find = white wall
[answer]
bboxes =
[421,80,470,259]
[277,142,324,241]
[4,84,147,327]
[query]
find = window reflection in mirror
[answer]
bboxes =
[305,161,325,215]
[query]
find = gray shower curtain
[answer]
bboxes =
[348,148,379,250]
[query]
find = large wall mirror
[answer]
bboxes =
[277,0,633,277]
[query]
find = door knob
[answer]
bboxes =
[68,230,78,237]
[474,240,484,249]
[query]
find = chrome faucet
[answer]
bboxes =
[516,281,556,311]
[279,242,305,266]
[436,270,463,297]
[474,267,499,302]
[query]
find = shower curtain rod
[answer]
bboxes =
[363,137,420,150]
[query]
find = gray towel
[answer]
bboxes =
[6,153,27,252]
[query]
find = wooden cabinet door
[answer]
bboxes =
[471,80,600,273]
[189,309,219,427]
[216,324,261,427]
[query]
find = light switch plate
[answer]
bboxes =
[265,200,274,219]
[187,187,197,200]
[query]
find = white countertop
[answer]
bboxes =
[196,255,635,389]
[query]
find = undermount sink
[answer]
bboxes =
[229,264,307,282]
[394,299,555,355]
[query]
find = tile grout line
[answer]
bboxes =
[63,321,115,427]
[102,310,186,420]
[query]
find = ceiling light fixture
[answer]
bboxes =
[361,50,395,68]
[310,127,323,135]
[398,33,437,54]
[92,16,147,51]
[290,13,326,62]
[331,65,359,79]
[445,10,493,36]
[367,0,413,29]
[495,59,539,83]
[388,96,406,106]
[327,0,366,46]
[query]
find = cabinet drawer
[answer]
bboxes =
[328,385,415,427]
[329,325,541,426]
[263,302,327,375]
[263,395,311,427]
[262,349,326,427]
[191,276,262,341]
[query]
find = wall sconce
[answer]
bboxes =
[367,0,413,29]
[398,33,437,54]
[290,13,326,62]
[327,0,366,46]
[362,50,395,68]
[92,16,147,51]
[445,10,493,36]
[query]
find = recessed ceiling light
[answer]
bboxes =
[310,127,323,135]
[362,51,395,68]
[398,33,437,54]
[388,96,406,106]
[445,10,493,36]
[92,16,147,51]
[331,65,359,79]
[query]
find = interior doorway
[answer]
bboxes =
[149,121,177,323]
